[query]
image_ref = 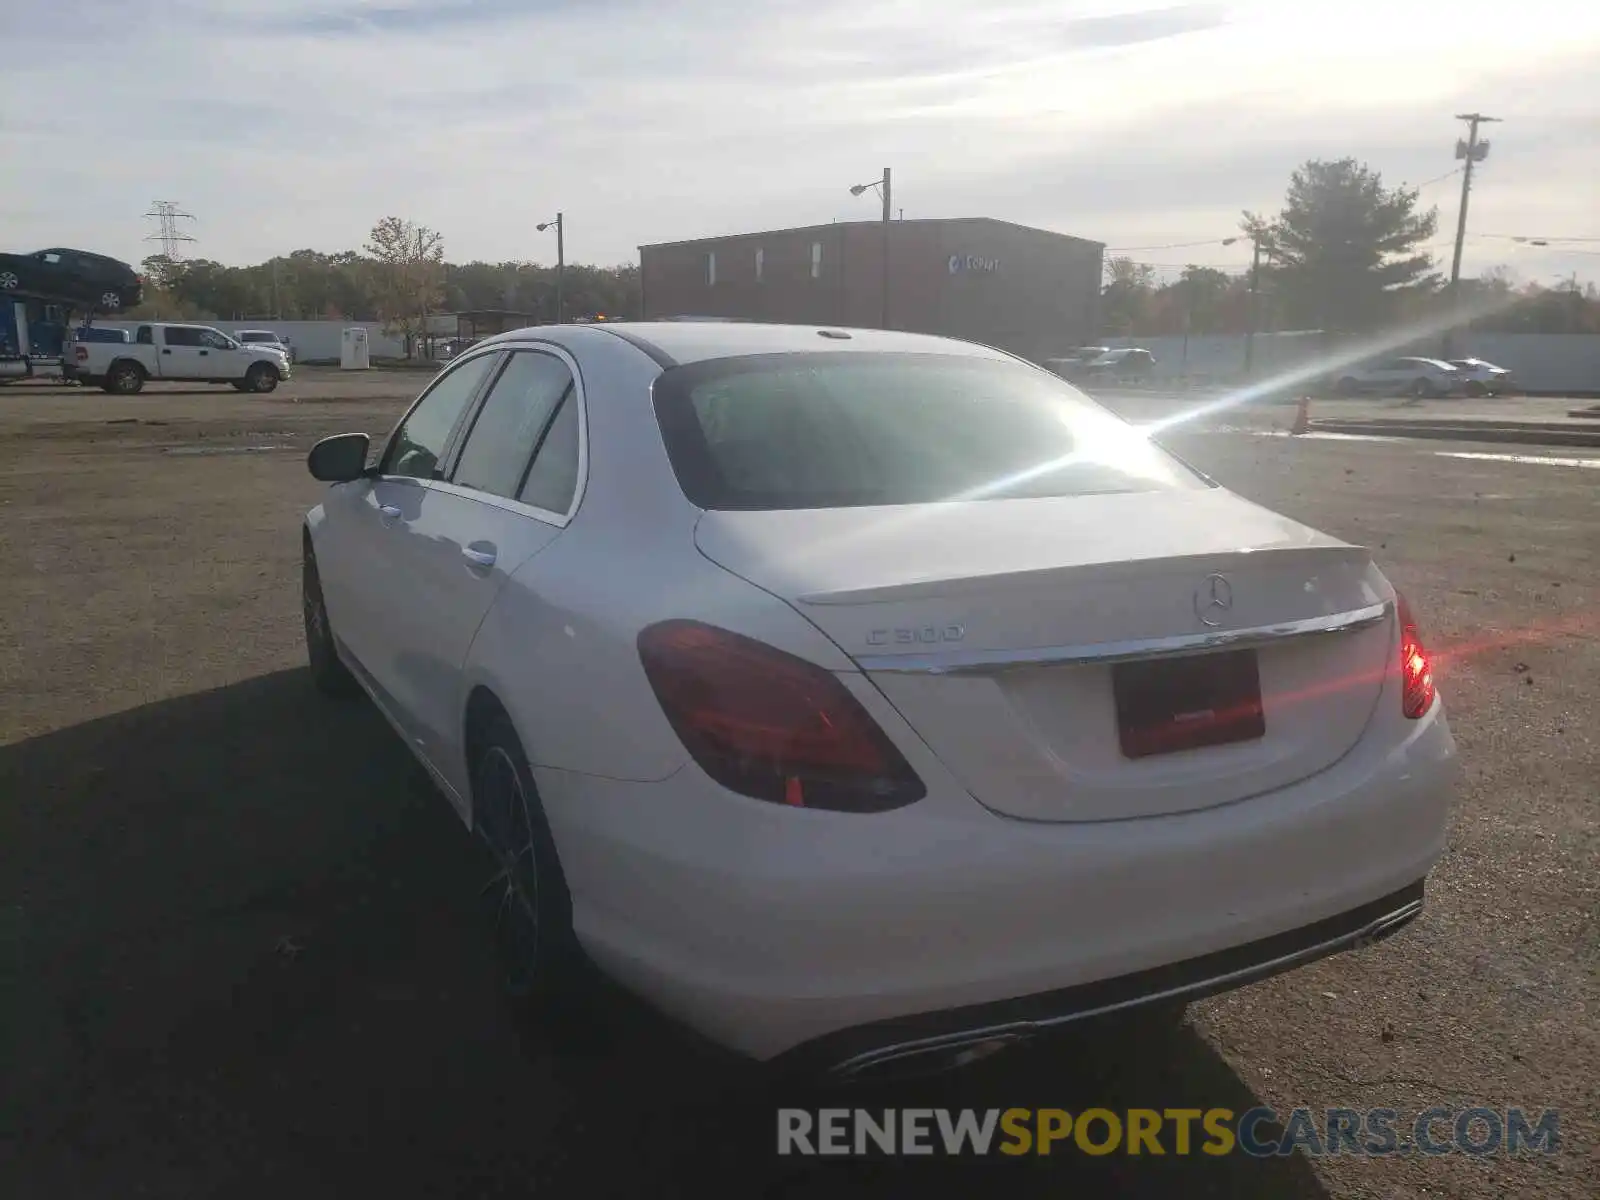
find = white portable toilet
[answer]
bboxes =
[340,326,371,370]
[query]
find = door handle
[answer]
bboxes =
[199,350,209,356]
[461,546,496,569]
[378,504,402,519]
[161,348,171,354]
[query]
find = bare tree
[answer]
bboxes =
[365,216,445,356]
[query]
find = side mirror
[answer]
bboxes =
[307,432,372,482]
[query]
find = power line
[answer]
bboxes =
[1475,233,1600,243]
[1409,167,1463,190]
[1103,238,1238,253]
[143,200,197,260]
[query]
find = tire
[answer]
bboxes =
[1464,380,1487,397]
[1409,377,1432,398]
[1335,376,1360,396]
[106,361,145,395]
[472,711,584,1004]
[302,543,359,698]
[245,363,278,393]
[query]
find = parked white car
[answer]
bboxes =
[301,322,1458,1079]
[1449,358,1512,396]
[75,322,290,394]
[235,328,295,363]
[1333,357,1462,398]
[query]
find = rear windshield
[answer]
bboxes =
[653,351,1209,511]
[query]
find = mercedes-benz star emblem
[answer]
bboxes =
[1194,573,1234,627]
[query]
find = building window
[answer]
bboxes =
[707,251,717,286]
[810,241,823,279]
[755,247,764,283]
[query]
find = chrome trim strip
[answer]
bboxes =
[854,600,1390,675]
[829,893,1424,1079]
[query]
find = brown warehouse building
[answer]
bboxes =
[638,218,1104,362]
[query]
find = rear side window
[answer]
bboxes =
[653,352,1208,511]
[163,327,204,347]
[517,393,580,514]
[450,350,575,503]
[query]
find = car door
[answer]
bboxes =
[156,326,208,377]
[1376,359,1415,392]
[198,327,245,376]
[316,350,503,737]
[375,346,586,791]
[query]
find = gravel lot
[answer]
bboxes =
[3,369,1596,1199]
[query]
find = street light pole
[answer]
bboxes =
[880,167,892,330]
[537,212,565,324]
[850,169,893,329]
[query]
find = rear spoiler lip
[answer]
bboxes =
[855,600,1392,676]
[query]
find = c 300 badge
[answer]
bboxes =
[867,624,966,646]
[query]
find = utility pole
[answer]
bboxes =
[1444,112,1499,355]
[1244,237,1264,376]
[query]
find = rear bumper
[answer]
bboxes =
[534,699,1457,1063]
[780,878,1425,1079]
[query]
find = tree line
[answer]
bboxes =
[129,215,641,338]
[127,160,1597,341]
[1103,158,1599,338]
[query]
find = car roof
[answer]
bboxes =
[481,320,1020,369]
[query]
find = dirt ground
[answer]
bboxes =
[2,368,1596,1198]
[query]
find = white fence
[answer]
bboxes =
[1099,332,1600,395]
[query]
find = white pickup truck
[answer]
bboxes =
[74,322,292,394]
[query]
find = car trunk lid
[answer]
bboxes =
[694,489,1393,822]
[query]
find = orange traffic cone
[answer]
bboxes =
[1290,395,1311,435]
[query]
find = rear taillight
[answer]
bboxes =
[75,346,88,361]
[638,620,925,812]
[1395,591,1435,719]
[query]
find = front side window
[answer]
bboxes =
[450,350,575,502]
[382,352,498,479]
[654,352,1208,511]
[201,329,234,349]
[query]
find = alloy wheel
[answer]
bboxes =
[478,746,542,995]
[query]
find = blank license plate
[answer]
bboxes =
[1112,649,1266,759]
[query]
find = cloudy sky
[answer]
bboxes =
[2,0,1596,285]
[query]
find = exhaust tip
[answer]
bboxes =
[835,1034,1027,1084]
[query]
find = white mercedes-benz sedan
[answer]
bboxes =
[301,321,1458,1080]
